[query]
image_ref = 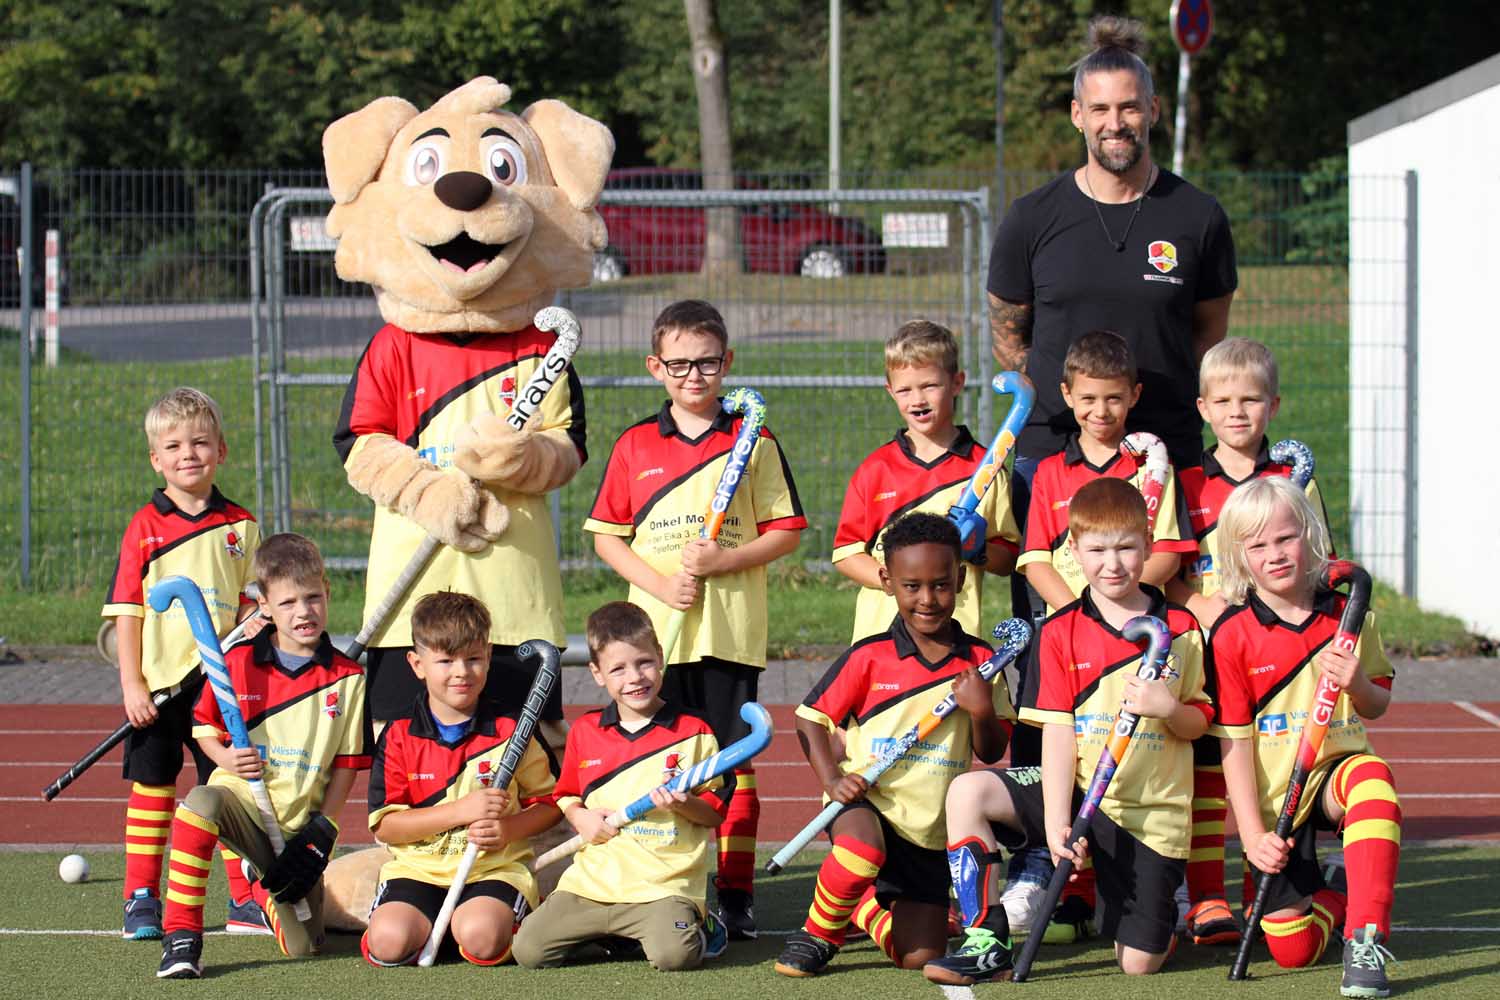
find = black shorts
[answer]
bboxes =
[833,801,950,909]
[366,644,564,722]
[122,673,216,786]
[990,766,1184,954]
[371,876,526,926]
[1246,754,1350,914]
[658,657,759,746]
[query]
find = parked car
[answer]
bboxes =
[594,167,886,282]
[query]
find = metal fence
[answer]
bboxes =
[5,165,1408,602]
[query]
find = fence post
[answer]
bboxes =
[18,162,33,586]
[1402,169,1418,598]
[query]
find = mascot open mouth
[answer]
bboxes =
[428,233,510,275]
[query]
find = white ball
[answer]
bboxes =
[58,853,90,884]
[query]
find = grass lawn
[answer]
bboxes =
[1,844,1496,998]
[3,265,1483,654]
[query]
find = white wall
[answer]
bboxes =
[1349,80,1500,636]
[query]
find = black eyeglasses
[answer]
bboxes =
[656,355,725,378]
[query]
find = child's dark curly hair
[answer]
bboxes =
[883,511,962,563]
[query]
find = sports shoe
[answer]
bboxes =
[122,887,163,940]
[715,888,757,940]
[923,926,1014,985]
[1340,924,1394,998]
[1041,894,1092,945]
[156,930,204,979]
[701,912,728,960]
[1184,898,1240,946]
[999,879,1046,937]
[226,897,272,935]
[773,930,839,977]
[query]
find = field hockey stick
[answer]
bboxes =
[1012,614,1172,983]
[344,307,582,661]
[534,702,774,871]
[1120,431,1170,534]
[947,372,1035,557]
[44,586,266,802]
[659,386,768,663]
[1270,439,1315,489]
[418,638,561,966]
[148,575,312,922]
[1230,559,1372,981]
[766,618,1032,875]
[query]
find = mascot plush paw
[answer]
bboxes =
[344,433,509,551]
[453,411,582,495]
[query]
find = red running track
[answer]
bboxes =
[3,701,1498,846]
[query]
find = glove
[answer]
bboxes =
[946,506,989,565]
[345,433,509,551]
[453,411,582,495]
[261,813,339,905]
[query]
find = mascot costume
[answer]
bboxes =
[320,77,613,930]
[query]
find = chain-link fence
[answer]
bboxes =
[4,165,1405,601]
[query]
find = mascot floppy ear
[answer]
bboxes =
[523,99,614,212]
[323,96,420,204]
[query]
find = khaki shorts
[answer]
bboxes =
[512,891,707,972]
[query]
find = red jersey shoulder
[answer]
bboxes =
[1165,603,1201,639]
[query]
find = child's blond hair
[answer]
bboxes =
[1215,477,1329,605]
[253,533,325,592]
[411,591,492,654]
[144,387,225,446]
[885,320,959,377]
[1199,337,1279,397]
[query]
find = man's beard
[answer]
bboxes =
[1088,127,1146,174]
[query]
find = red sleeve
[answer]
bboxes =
[103,510,148,608]
[333,326,404,462]
[192,675,225,734]
[586,433,639,527]
[368,726,413,812]
[1208,625,1252,729]
[801,649,870,728]
[1022,458,1064,555]
[833,462,874,552]
[1029,619,1076,715]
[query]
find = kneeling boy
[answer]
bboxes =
[363,592,560,967]
[776,512,1014,977]
[513,602,731,971]
[156,533,369,978]
[925,479,1210,984]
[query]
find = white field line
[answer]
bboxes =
[1455,702,1500,729]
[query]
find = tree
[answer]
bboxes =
[683,0,737,278]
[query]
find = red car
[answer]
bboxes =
[594,167,886,281]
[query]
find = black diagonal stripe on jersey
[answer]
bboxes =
[1194,518,1217,543]
[1070,649,1154,710]
[136,519,245,580]
[412,734,515,809]
[855,671,963,727]
[562,364,587,462]
[104,552,127,604]
[405,356,538,448]
[802,634,889,722]
[1252,645,1325,719]
[579,736,692,802]
[241,675,348,732]
[866,476,970,555]
[585,414,659,525]
[632,445,736,529]
[333,336,377,464]
[1046,526,1068,552]
[771,428,804,516]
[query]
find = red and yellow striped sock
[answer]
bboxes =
[161,806,219,935]
[1262,889,1346,968]
[221,847,255,905]
[1331,753,1401,938]
[123,783,175,897]
[715,768,759,895]
[851,886,897,963]
[805,835,884,947]
[248,879,293,955]
[1187,762,1228,902]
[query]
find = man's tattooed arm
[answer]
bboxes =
[988,292,1033,372]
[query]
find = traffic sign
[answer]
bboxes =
[1171,0,1213,55]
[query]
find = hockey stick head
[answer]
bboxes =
[533,305,582,358]
[1270,438,1315,488]
[1120,431,1169,478]
[1320,560,1372,651]
[722,386,767,436]
[737,701,775,748]
[1122,614,1172,682]
[147,575,225,672]
[991,370,1037,412]
[514,639,562,710]
[991,617,1032,658]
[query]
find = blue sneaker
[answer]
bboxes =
[156,930,203,979]
[226,897,272,935]
[702,911,728,960]
[123,887,163,940]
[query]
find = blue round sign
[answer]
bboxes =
[1170,0,1213,55]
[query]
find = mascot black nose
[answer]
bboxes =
[434,171,493,211]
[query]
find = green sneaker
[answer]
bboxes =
[923,926,1014,985]
[1340,924,1394,998]
[1042,894,1093,945]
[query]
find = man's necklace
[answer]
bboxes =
[1084,163,1157,252]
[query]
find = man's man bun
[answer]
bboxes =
[1086,14,1148,57]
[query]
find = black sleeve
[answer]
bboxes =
[1196,199,1238,301]
[986,199,1036,303]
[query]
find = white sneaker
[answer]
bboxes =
[1000,880,1046,937]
